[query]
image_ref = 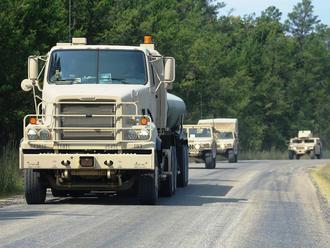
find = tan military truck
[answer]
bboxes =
[19,36,189,205]
[288,130,322,160]
[198,118,238,163]
[183,125,217,169]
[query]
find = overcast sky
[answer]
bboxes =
[218,0,330,25]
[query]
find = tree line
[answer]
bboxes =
[0,0,329,151]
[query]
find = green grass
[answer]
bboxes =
[239,149,288,160]
[0,142,23,196]
[310,165,330,203]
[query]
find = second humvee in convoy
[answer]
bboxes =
[183,124,217,169]
[288,130,322,159]
[198,118,238,163]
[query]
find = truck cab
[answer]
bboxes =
[19,37,189,205]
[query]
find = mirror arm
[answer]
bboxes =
[32,83,39,116]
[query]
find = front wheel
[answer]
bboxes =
[24,170,46,204]
[288,151,294,160]
[228,150,236,163]
[138,167,158,205]
[205,152,215,169]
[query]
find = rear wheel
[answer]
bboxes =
[24,170,46,204]
[295,154,301,160]
[177,143,189,187]
[138,167,158,205]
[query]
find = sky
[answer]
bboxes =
[219,0,330,25]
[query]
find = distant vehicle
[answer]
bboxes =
[198,118,238,163]
[183,124,217,169]
[288,130,322,159]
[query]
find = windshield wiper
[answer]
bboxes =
[111,78,131,84]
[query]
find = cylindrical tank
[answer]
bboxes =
[166,93,186,129]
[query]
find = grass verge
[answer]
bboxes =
[0,142,23,197]
[310,165,330,203]
[239,149,288,160]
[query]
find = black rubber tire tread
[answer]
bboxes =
[24,169,46,204]
[310,151,316,159]
[205,152,214,169]
[296,154,300,160]
[177,144,189,187]
[138,169,158,205]
[228,150,235,163]
[288,151,294,160]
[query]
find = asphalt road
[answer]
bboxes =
[1,160,330,248]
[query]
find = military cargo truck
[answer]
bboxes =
[183,124,217,169]
[19,36,189,205]
[288,130,322,160]
[198,118,238,163]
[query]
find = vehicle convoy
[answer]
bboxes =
[198,118,238,163]
[183,124,217,169]
[288,130,322,160]
[19,36,189,205]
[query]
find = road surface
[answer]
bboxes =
[0,160,330,248]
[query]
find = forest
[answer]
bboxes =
[0,0,330,151]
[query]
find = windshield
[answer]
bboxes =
[48,50,147,85]
[218,132,233,139]
[188,128,211,138]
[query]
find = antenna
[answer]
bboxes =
[68,0,72,41]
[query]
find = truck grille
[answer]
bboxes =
[59,102,116,140]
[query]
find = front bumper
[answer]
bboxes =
[20,142,155,170]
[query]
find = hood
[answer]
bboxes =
[43,84,147,102]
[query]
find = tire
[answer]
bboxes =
[234,154,238,163]
[288,151,294,160]
[205,152,214,169]
[177,144,189,187]
[228,150,235,163]
[24,169,46,204]
[138,167,158,205]
[295,154,300,160]
[160,147,177,196]
[310,151,316,159]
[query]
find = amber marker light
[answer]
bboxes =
[29,117,37,125]
[144,35,152,44]
[140,117,148,125]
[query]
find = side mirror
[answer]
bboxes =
[28,56,39,80]
[164,57,175,87]
[21,79,34,91]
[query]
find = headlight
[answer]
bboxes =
[195,144,200,150]
[27,129,38,140]
[39,129,50,140]
[137,129,150,140]
[127,130,138,140]
[127,129,150,140]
